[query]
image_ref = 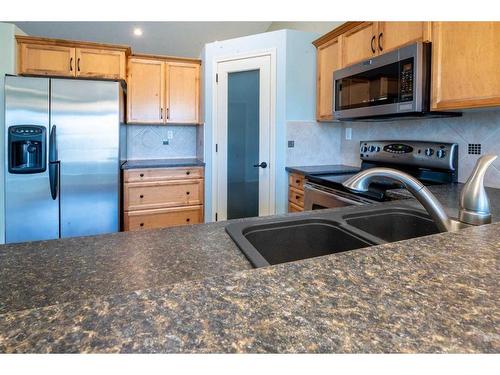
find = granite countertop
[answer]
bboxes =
[0,184,499,353]
[122,158,205,170]
[285,164,360,176]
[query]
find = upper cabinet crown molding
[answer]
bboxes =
[16,35,130,81]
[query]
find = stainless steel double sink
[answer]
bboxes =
[226,206,458,268]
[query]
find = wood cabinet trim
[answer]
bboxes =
[130,53,201,65]
[312,22,364,47]
[16,35,131,54]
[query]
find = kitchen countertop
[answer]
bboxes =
[285,164,360,176]
[121,158,205,170]
[0,184,499,353]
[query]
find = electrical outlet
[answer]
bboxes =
[167,131,174,140]
[345,128,352,140]
[288,140,295,148]
[162,140,169,145]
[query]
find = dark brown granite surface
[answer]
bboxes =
[121,158,205,170]
[0,222,498,353]
[0,184,499,353]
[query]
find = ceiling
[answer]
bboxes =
[12,22,274,58]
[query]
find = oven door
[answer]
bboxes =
[304,183,376,211]
[333,42,426,120]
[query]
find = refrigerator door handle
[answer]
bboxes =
[49,125,59,200]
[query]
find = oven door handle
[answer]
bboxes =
[304,183,374,210]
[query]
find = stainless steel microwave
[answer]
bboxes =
[332,42,459,121]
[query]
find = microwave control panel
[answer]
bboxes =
[399,59,414,102]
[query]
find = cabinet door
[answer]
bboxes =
[165,62,200,124]
[431,22,500,110]
[376,22,429,53]
[127,58,165,124]
[19,43,75,77]
[75,48,126,80]
[316,37,342,121]
[341,22,377,67]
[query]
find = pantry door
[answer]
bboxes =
[215,53,275,221]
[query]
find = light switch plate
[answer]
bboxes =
[345,128,352,140]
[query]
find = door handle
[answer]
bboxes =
[49,125,59,200]
[370,36,376,54]
[253,162,268,169]
[378,32,383,52]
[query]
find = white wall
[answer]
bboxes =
[267,22,344,35]
[0,23,24,244]
[202,29,319,221]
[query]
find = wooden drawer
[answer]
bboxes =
[288,202,303,213]
[124,205,203,231]
[124,179,204,211]
[288,173,305,190]
[289,187,304,208]
[124,167,204,182]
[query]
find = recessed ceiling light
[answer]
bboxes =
[133,28,143,37]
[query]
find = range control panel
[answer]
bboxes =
[360,140,458,171]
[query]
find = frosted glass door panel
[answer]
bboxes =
[227,70,260,219]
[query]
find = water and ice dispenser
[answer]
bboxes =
[8,125,46,174]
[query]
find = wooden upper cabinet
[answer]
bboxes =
[75,48,126,80]
[127,58,165,124]
[19,43,75,77]
[376,22,430,53]
[431,22,500,110]
[341,22,378,67]
[16,36,130,80]
[166,62,200,124]
[316,37,341,121]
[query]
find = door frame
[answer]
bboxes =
[211,49,277,221]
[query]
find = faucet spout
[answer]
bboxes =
[459,154,498,225]
[343,167,453,232]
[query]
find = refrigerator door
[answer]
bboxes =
[5,76,59,243]
[51,79,120,238]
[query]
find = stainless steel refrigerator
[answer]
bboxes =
[4,76,125,244]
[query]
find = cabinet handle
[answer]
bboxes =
[140,223,144,227]
[167,108,170,120]
[186,218,190,222]
[160,108,163,119]
[70,57,73,71]
[296,195,300,200]
[139,173,144,177]
[295,179,300,184]
[186,171,191,175]
[370,36,376,53]
[77,58,81,72]
[186,191,190,195]
[378,33,383,52]
[140,195,144,198]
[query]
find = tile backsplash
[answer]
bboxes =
[126,124,199,160]
[286,121,342,166]
[340,110,500,188]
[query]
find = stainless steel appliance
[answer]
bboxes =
[304,140,458,211]
[332,42,460,121]
[5,76,125,244]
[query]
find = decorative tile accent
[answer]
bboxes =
[126,124,198,160]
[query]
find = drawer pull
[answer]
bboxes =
[186,218,190,222]
[296,195,300,200]
[139,173,144,177]
[186,171,191,175]
[295,179,300,184]
[140,195,144,198]
[186,191,190,195]
[140,223,144,227]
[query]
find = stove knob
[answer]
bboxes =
[376,146,381,152]
[436,149,446,159]
[361,145,368,153]
[425,148,434,157]
[369,145,376,152]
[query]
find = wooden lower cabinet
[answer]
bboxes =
[124,206,203,231]
[123,166,204,231]
[288,172,305,213]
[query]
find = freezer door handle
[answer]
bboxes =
[49,125,59,200]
